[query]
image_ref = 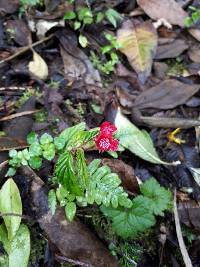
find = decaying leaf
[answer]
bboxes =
[134,79,200,109]
[117,20,158,84]
[102,159,139,195]
[20,166,119,267]
[28,50,48,80]
[137,0,188,27]
[155,39,188,59]
[5,20,32,46]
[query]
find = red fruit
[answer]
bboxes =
[100,121,117,136]
[95,134,119,152]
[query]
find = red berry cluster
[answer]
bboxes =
[95,121,119,152]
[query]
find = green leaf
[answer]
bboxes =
[79,34,88,48]
[29,142,42,157]
[74,21,81,30]
[27,132,38,145]
[40,133,53,145]
[0,224,10,253]
[64,11,76,20]
[96,12,104,23]
[42,143,55,160]
[54,136,66,150]
[9,150,17,158]
[101,196,155,239]
[6,168,16,177]
[78,7,92,22]
[86,162,132,208]
[55,151,83,196]
[0,179,22,240]
[9,224,30,267]
[139,178,172,216]
[65,202,76,222]
[59,122,86,144]
[28,156,42,169]
[76,149,88,188]
[48,190,57,215]
[105,8,122,28]
[115,109,179,165]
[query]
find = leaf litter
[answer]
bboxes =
[0,0,200,266]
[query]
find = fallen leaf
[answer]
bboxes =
[188,28,200,42]
[20,166,119,267]
[188,45,200,63]
[0,137,27,151]
[178,200,200,232]
[134,79,200,109]
[34,19,65,39]
[102,159,139,195]
[115,108,180,165]
[57,29,102,86]
[137,0,188,27]
[28,50,48,80]
[5,20,32,46]
[117,20,158,84]
[155,39,188,59]
[0,0,19,15]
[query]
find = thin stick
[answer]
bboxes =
[0,34,54,65]
[174,189,193,267]
[0,160,8,171]
[0,110,40,121]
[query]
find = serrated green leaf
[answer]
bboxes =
[40,133,53,145]
[59,122,86,145]
[64,11,76,20]
[48,190,57,215]
[101,196,155,239]
[29,142,42,157]
[76,149,88,188]
[115,109,179,165]
[9,224,30,267]
[9,150,17,158]
[42,143,55,160]
[28,156,42,169]
[27,132,38,145]
[65,202,76,222]
[0,179,22,240]
[54,136,65,150]
[55,151,83,196]
[140,178,172,216]
[88,164,131,208]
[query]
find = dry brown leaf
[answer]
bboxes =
[117,20,158,84]
[28,50,48,80]
[137,0,188,27]
[134,79,200,109]
[155,39,188,59]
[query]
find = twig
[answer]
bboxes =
[0,160,8,171]
[0,34,54,65]
[174,189,193,267]
[55,254,93,267]
[0,109,40,121]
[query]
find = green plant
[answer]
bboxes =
[0,179,30,267]
[90,33,120,74]
[184,6,200,27]
[63,4,122,48]
[101,178,172,239]
[7,122,172,238]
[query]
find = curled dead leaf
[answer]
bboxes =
[28,50,48,80]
